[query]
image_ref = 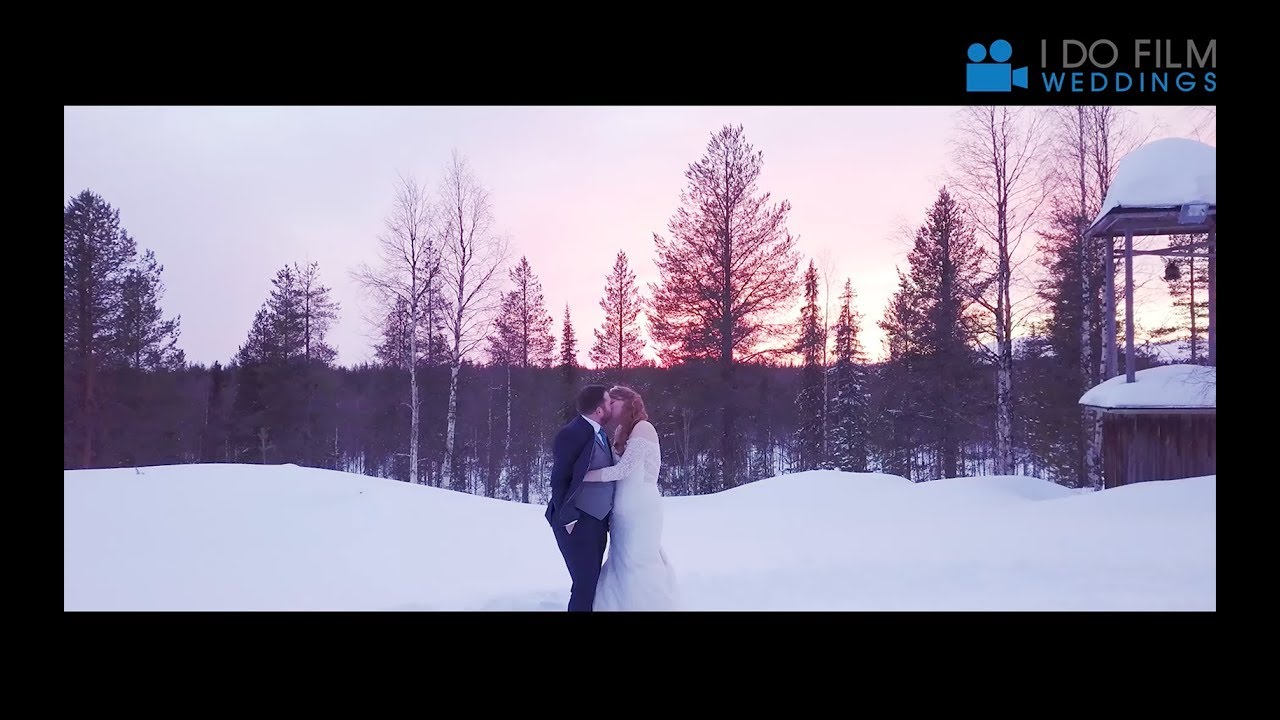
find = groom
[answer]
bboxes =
[546,384,617,612]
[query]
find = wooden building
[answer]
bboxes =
[1080,138,1216,489]
[1080,365,1215,489]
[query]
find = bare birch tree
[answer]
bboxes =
[817,247,837,463]
[1084,107,1148,487]
[1046,106,1105,488]
[950,106,1052,475]
[351,173,442,485]
[437,150,510,490]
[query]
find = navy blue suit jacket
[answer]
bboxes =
[545,415,597,528]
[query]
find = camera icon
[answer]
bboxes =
[966,40,1028,92]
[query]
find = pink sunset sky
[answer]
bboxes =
[63,105,1215,368]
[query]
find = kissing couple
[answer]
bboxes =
[544,384,680,612]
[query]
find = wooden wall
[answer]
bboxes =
[1102,413,1216,489]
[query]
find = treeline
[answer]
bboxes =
[64,108,1210,495]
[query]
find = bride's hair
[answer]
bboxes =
[608,385,647,455]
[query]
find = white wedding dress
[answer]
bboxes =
[594,421,681,611]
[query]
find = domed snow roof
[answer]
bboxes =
[1093,137,1216,228]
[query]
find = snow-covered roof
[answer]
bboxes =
[1092,138,1216,229]
[1079,364,1215,411]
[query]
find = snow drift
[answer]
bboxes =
[64,464,1216,611]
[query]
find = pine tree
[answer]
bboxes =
[293,261,341,465]
[374,296,414,370]
[649,126,801,367]
[880,188,986,481]
[494,257,556,370]
[829,278,869,471]
[490,257,556,503]
[1029,197,1096,485]
[231,262,341,466]
[262,262,340,365]
[875,273,921,479]
[118,249,184,371]
[559,304,579,421]
[230,308,270,463]
[64,190,140,468]
[590,251,647,370]
[101,242,186,470]
[879,271,925,360]
[648,124,802,488]
[374,296,447,371]
[265,265,303,358]
[793,260,824,471]
[296,260,340,365]
[236,306,278,365]
[560,304,578,375]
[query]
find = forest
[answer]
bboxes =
[63,108,1214,499]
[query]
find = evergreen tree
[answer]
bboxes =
[1028,197,1096,485]
[374,296,448,371]
[558,304,579,421]
[560,304,578,372]
[296,260,340,365]
[494,257,556,371]
[874,272,921,479]
[374,296,414,370]
[230,262,341,465]
[266,261,340,464]
[491,257,556,502]
[793,260,824,471]
[118,249,184,371]
[829,279,869,471]
[648,124,802,488]
[231,304,287,464]
[590,251,647,370]
[263,262,340,364]
[236,306,278,365]
[65,189,168,468]
[201,361,230,463]
[878,188,986,481]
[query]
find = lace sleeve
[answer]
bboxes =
[600,435,645,483]
[600,422,659,483]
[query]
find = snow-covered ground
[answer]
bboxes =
[63,464,1215,611]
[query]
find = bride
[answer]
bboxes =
[583,385,680,611]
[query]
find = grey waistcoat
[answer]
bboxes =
[574,431,616,520]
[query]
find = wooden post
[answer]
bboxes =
[1125,230,1135,383]
[1207,223,1216,366]
[1105,234,1117,379]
